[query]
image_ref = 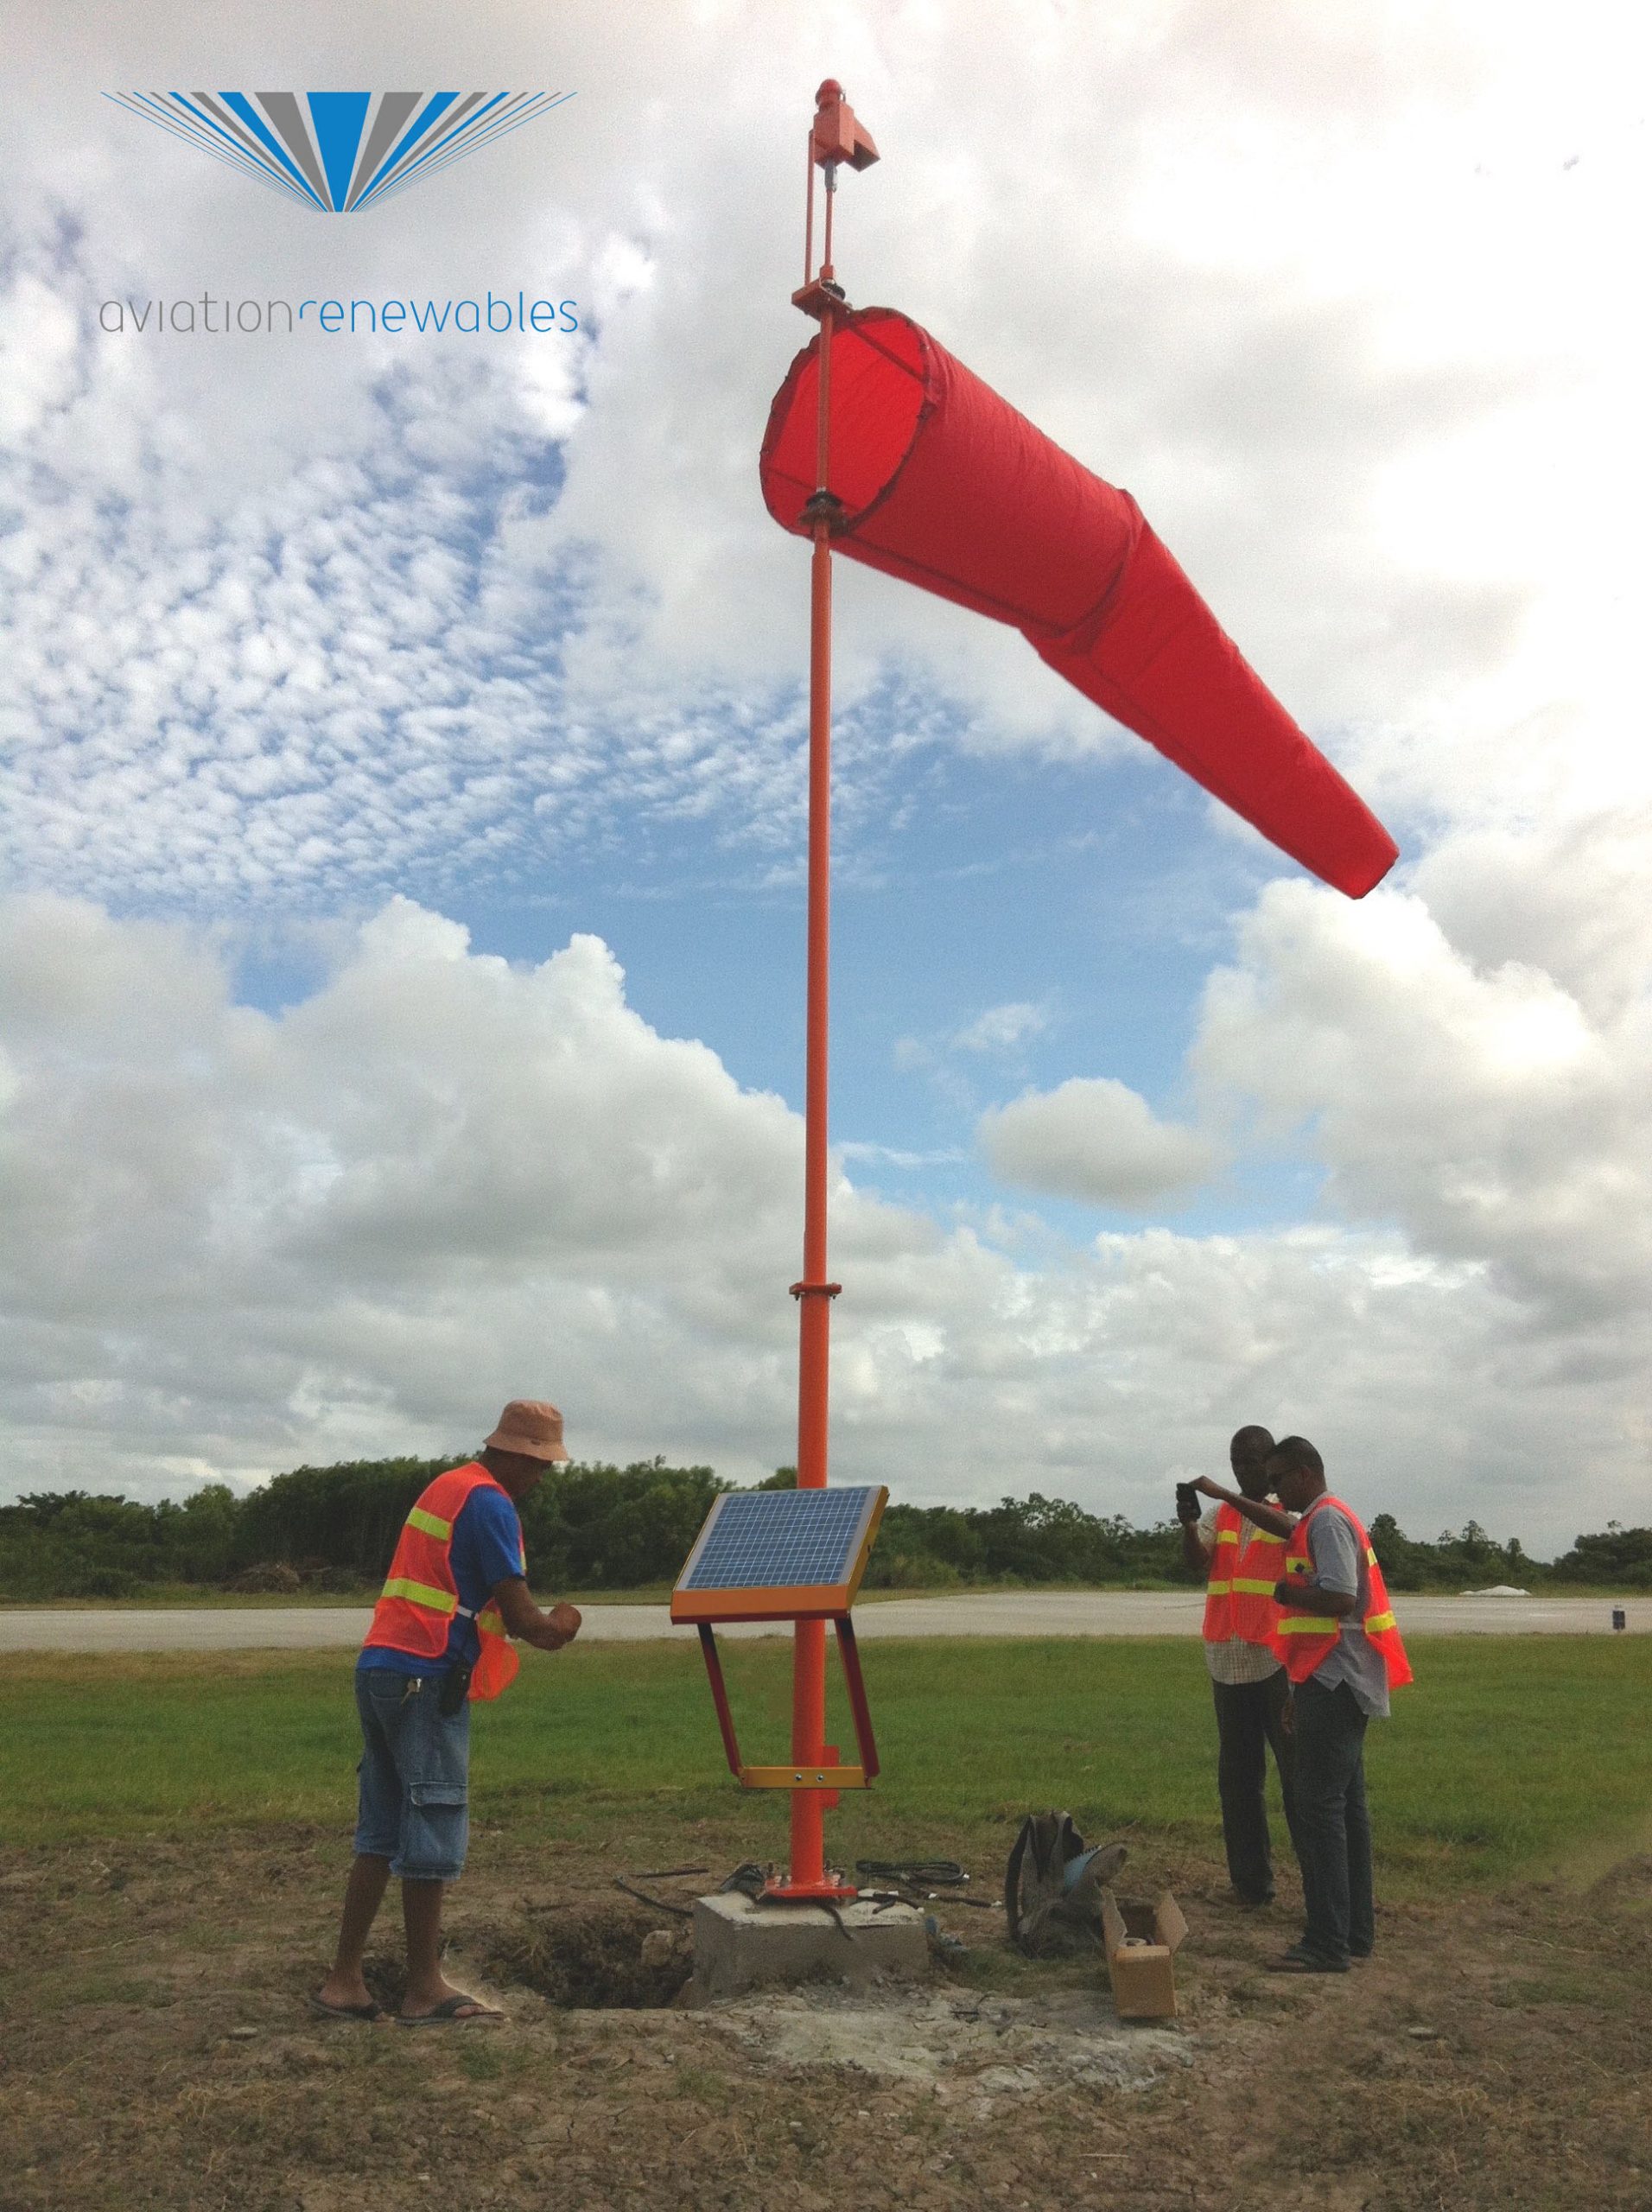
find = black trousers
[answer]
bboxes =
[1211,1669,1299,1904]
[1292,1676,1375,1964]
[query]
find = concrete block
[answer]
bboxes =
[690,1891,930,2002]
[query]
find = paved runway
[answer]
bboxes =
[0,1591,1636,1652]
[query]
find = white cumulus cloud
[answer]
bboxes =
[979,1077,1217,1207]
[1194,862,1652,1325]
[3,3,1643,906]
[0,895,1643,1547]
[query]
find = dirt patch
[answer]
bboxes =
[711,1981,1189,2103]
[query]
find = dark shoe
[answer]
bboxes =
[1268,1948,1349,1974]
[308,1990,379,2021]
[397,1993,504,2026]
[1236,1891,1276,1910]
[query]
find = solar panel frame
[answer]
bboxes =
[670,1484,887,1623]
[681,1487,876,1589]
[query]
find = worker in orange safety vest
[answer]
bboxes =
[1180,1425,1302,1907]
[1262,1434,1412,1974]
[314,1399,583,2026]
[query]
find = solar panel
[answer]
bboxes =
[670,1485,887,1623]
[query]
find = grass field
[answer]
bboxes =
[5,1634,1647,1888]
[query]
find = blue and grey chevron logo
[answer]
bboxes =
[105,92,573,213]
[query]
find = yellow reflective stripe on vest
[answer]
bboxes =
[1364,1611,1397,1634]
[1274,1613,1337,1634]
[1205,1580,1233,1597]
[405,1506,453,1542]
[381,1576,457,1616]
[1245,1533,1286,1549]
[477,1608,508,1641]
[1231,1578,1278,1596]
[1215,1529,1240,1546]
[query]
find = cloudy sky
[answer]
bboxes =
[2,2,1647,1550]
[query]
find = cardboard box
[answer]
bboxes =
[1101,1889,1188,2020]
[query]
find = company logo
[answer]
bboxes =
[105,91,572,213]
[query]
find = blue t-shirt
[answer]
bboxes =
[359,1483,525,1678]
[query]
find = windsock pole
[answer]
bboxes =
[770,80,878,1904]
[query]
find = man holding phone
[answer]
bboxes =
[1177,1426,1299,1908]
[1261,1435,1412,1972]
[314,1399,583,2026]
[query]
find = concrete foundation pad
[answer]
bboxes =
[690,1891,930,2002]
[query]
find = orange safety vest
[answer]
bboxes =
[1201,1501,1288,1645]
[363,1463,524,1702]
[1270,1495,1412,1689]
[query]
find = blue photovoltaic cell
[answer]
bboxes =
[680,1487,880,1592]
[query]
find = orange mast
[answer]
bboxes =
[770,79,879,1903]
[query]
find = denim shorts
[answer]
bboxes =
[353,1668,471,1881]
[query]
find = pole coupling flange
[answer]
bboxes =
[790,1280,843,1300]
[791,276,849,321]
[800,489,848,533]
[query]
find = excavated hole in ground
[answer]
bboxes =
[473,1901,696,2008]
[359,1895,1115,2018]
[360,1902,695,2012]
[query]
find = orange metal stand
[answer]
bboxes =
[696,1618,881,1796]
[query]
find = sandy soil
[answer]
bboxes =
[2,1831,1648,2212]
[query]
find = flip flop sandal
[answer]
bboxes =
[397,1993,505,2026]
[308,1991,380,2021]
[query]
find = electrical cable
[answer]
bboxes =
[854,1855,1001,1909]
[613,1876,694,1918]
[852,1858,969,1887]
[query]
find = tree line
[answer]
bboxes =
[1,1455,1645,1601]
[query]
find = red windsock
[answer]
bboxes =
[759,308,1397,898]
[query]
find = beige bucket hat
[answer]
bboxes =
[485,1399,569,1463]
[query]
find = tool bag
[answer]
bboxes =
[1004,1810,1128,1955]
